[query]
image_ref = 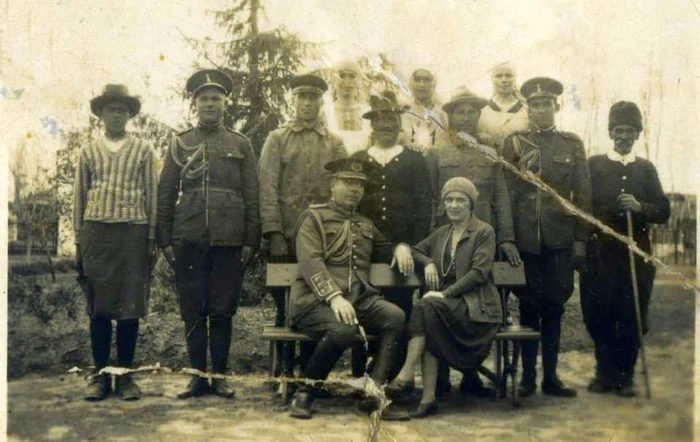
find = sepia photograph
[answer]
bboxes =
[1,0,698,441]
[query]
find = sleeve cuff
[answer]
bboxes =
[325,292,343,304]
[309,272,343,301]
[262,221,283,236]
[442,287,457,298]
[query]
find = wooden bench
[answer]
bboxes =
[262,262,538,406]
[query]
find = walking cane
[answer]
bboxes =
[626,210,652,399]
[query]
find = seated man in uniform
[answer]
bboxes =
[288,158,414,420]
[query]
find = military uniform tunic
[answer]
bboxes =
[427,131,515,243]
[502,126,592,383]
[290,200,406,383]
[502,127,592,256]
[258,119,347,244]
[156,123,260,319]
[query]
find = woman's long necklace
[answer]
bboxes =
[440,222,469,277]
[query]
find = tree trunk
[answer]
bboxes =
[247,0,263,153]
[46,250,56,282]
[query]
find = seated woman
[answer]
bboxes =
[387,177,503,418]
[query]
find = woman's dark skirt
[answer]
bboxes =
[80,222,150,320]
[409,296,499,372]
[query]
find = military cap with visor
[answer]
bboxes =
[90,84,141,117]
[291,74,328,95]
[186,69,234,97]
[520,77,564,102]
[324,158,376,182]
[442,86,489,114]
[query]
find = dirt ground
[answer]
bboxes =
[6,269,696,442]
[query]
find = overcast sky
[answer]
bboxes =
[3,0,699,192]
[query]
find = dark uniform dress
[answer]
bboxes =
[351,147,432,377]
[409,217,502,372]
[351,147,432,316]
[291,200,405,384]
[156,122,260,374]
[502,126,592,384]
[580,154,670,385]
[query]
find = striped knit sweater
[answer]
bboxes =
[73,135,157,244]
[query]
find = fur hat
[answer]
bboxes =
[608,101,643,132]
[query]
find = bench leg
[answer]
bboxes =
[496,340,504,398]
[281,341,296,404]
[269,340,276,378]
[501,340,511,399]
[511,341,521,408]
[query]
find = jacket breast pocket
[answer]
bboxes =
[470,160,494,185]
[215,150,245,185]
[551,153,574,188]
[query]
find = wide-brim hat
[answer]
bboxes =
[324,158,376,181]
[291,74,328,95]
[608,101,643,132]
[90,84,141,117]
[186,69,234,97]
[520,77,563,102]
[442,87,489,114]
[362,91,408,120]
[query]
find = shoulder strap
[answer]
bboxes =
[293,208,328,259]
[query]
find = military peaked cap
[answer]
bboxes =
[324,158,375,181]
[291,74,328,95]
[186,69,234,97]
[520,77,564,102]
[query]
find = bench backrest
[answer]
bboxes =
[265,262,526,289]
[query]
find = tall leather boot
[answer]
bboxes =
[351,344,368,378]
[435,362,452,397]
[518,307,539,397]
[209,316,235,399]
[541,311,576,397]
[177,316,210,399]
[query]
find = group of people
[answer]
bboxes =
[72,61,670,422]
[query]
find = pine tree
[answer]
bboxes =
[181,0,321,155]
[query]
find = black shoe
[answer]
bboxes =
[542,378,577,398]
[385,378,415,397]
[176,376,210,399]
[410,401,438,419]
[84,373,111,401]
[115,375,142,401]
[587,376,615,394]
[518,381,536,398]
[211,378,236,399]
[459,375,497,398]
[615,379,637,398]
[358,397,410,421]
[289,391,313,419]
[357,396,379,414]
